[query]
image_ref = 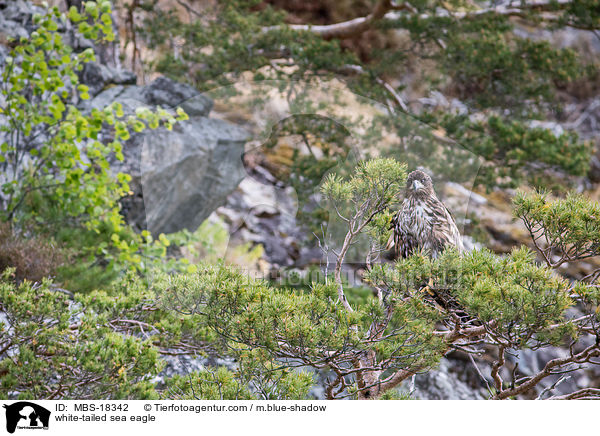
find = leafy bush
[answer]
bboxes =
[436,114,592,189]
[0,3,187,287]
[0,269,161,399]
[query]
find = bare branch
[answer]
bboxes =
[549,388,600,400]
[493,344,600,400]
[262,0,401,40]
[536,375,571,400]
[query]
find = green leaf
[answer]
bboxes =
[67,6,82,22]
[84,1,99,19]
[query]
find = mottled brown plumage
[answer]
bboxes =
[387,170,472,324]
[388,170,464,259]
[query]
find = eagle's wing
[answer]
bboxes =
[429,200,464,256]
[388,200,419,258]
[442,203,464,251]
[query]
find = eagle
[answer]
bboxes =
[386,170,472,324]
[388,170,464,259]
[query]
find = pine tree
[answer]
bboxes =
[154,159,600,400]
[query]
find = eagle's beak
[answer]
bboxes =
[412,180,424,191]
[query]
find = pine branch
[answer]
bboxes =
[492,343,600,400]
[262,0,584,40]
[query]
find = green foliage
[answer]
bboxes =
[320,158,406,267]
[366,208,395,247]
[236,350,315,400]
[132,0,597,192]
[457,247,572,346]
[317,158,408,281]
[0,3,187,285]
[559,0,600,31]
[180,218,264,267]
[161,367,256,400]
[513,190,600,266]
[321,158,406,213]
[156,265,355,351]
[572,281,600,324]
[153,261,443,396]
[1,4,117,224]
[161,356,314,400]
[0,269,161,399]
[5,150,600,399]
[143,0,357,91]
[386,2,584,109]
[436,114,591,189]
[171,219,230,262]
[1,0,599,401]
[155,156,444,399]
[259,115,356,232]
[369,245,575,348]
[0,268,227,399]
[379,389,414,400]
[443,30,580,109]
[369,113,480,188]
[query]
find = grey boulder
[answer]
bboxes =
[85,77,249,234]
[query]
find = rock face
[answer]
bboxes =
[398,357,488,400]
[80,62,137,96]
[217,167,309,269]
[0,0,40,40]
[85,77,249,234]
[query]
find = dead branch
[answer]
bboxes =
[262,0,404,40]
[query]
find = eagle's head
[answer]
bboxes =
[405,170,434,199]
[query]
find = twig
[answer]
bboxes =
[469,353,493,396]
[536,375,570,400]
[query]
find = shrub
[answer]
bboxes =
[0,223,64,283]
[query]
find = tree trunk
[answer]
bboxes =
[356,350,382,400]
